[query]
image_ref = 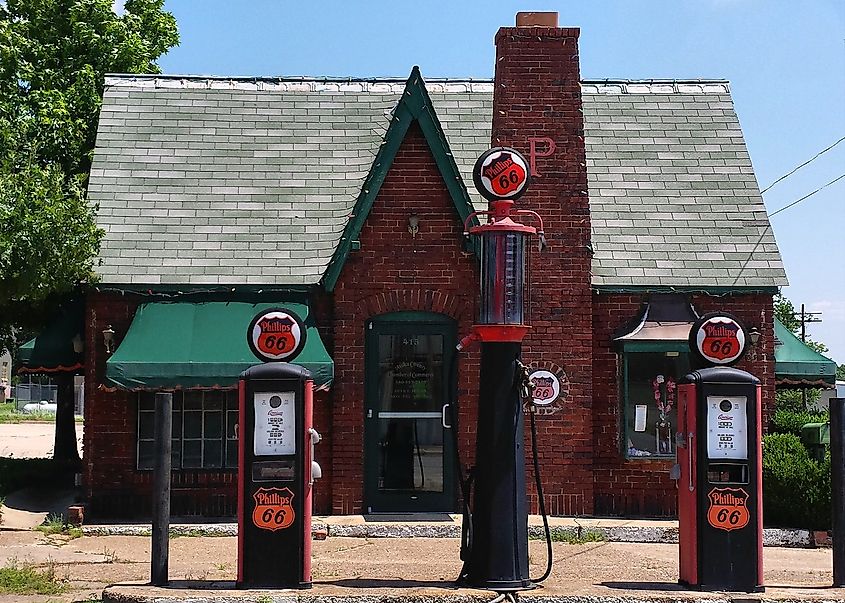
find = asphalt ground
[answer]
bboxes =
[0,530,842,603]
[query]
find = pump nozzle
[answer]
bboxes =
[457,331,480,351]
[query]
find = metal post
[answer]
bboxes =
[831,397,844,587]
[151,392,172,586]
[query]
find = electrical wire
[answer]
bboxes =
[731,172,845,286]
[759,135,845,195]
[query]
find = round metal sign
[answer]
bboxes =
[472,147,531,201]
[247,308,307,362]
[689,312,748,366]
[528,369,561,406]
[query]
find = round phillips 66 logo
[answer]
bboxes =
[252,487,295,531]
[247,308,306,362]
[689,312,748,366]
[528,370,561,406]
[472,147,530,201]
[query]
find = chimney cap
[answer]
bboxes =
[516,11,559,27]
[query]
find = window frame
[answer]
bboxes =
[136,390,239,471]
[620,341,690,461]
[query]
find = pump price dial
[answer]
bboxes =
[473,147,531,201]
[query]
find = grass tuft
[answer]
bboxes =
[35,514,83,539]
[0,561,66,595]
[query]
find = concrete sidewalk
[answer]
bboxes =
[82,514,816,548]
[1,529,841,603]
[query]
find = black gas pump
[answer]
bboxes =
[456,148,548,592]
[237,309,322,589]
[677,312,763,592]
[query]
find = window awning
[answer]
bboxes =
[774,318,836,389]
[106,302,333,390]
[613,294,698,351]
[17,301,85,374]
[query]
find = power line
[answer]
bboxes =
[731,172,845,286]
[768,172,845,217]
[760,135,845,195]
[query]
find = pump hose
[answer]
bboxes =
[528,404,553,583]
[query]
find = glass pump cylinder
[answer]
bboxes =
[479,231,528,325]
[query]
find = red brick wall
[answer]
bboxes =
[493,26,594,515]
[84,290,334,517]
[331,122,480,514]
[591,291,775,517]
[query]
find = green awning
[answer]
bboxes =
[774,318,836,388]
[17,302,85,374]
[106,302,333,390]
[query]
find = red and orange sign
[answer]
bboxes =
[690,312,747,366]
[473,147,530,201]
[707,487,750,531]
[252,487,295,531]
[247,308,306,362]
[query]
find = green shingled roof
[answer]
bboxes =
[88,72,786,290]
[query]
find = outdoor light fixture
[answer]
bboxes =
[102,325,115,355]
[71,333,84,354]
[407,214,420,238]
[748,326,761,346]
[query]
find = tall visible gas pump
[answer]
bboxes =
[677,312,763,592]
[457,148,547,591]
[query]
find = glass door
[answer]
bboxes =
[364,313,456,513]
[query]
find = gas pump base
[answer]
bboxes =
[460,342,535,592]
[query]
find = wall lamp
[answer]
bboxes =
[408,214,420,238]
[72,333,84,354]
[748,326,761,360]
[102,325,116,355]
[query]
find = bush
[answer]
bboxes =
[762,433,830,530]
[771,408,828,437]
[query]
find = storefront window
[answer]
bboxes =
[137,390,238,470]
[623,350,690,459]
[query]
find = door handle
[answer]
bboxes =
[688,433,695,492]
[441,404,452,429]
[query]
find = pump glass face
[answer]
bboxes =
[480,232,527,325]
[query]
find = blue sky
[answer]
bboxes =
[151,0,845,364]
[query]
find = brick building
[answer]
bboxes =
[82,15,787,518]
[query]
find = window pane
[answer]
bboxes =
[183,440,202,468]
[226,411,238,438]
[225,441,238,468]
[139,394,155,412]
[137,440,154,470]
[226,392,238,410]
[203,440,222,468]
[184,411,202,438]
[204,412,222,438]
[184,392,202,410]
[171,439,181,468]
[138,411,155,439]
[625,352,688,458]
[172,411,183,439]
[204,390,225,410]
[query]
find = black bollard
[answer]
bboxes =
[151,392,172,586]
[462,342,532,591]
[832,397,844,588]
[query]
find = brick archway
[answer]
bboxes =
[355,289,472,324]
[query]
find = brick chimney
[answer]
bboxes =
[492,14,593,516]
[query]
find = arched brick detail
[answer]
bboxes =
[356,289,471,323]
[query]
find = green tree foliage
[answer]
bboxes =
[0,0,179,352]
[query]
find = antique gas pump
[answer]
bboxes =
[457,148,547,591]
[237,308,322,589]
[677,312,763,592]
